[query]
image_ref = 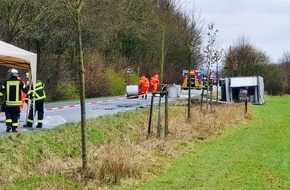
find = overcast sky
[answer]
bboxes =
[174,0,290,63]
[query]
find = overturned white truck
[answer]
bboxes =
[220,76,264,105]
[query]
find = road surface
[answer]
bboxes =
[0,89,204,134]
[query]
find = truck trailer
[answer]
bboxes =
[220,76,264,105]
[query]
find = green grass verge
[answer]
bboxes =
[135,96,290,189]
[0,110,149,189]
[1,97,289,189]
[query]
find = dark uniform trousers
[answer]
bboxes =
[27,100,44,128]
[5,106,20,131]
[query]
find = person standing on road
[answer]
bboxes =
[17,76,27,114]
[0,69,28,132]
[138,76,150,99]
[150,74,159,93]
[24,80,46,128]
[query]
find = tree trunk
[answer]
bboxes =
[76,0,87,170]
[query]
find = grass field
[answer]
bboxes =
[135,96,290,189]
[0,96,289,189]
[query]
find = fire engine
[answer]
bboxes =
[181,69,202,90]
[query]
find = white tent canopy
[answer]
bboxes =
[0,40,37,88]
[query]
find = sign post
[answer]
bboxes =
[125,66,133,84]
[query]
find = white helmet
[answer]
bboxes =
[9,68,19,77]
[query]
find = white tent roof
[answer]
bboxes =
[0,40,37,88]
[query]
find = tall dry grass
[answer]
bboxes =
[0,101,252,189]
[79,102,252,188]
[97,143,144,184]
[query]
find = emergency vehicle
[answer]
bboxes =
[181,69,202,89]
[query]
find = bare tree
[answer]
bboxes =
[223,36,269,77]
[0,0,27,42]
[278,51,290,94]
[177,10,202,119]
[63,0,87,169]
[201,22,222,111]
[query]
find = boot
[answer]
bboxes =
[6,123,12,132]
[36,124,42,128]
[12,127,18,132]
[24,122,32,128]
[6,127,11,133]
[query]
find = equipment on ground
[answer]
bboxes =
[126,85,139,98]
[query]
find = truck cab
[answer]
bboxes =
[181,69,202,90]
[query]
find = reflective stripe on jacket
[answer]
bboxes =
[0,78,27,107]
[28,81,46,101]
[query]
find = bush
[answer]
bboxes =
[84,51,109,98]
[56,81,79,100]
[126,73,140,86]
[105,68,127,96]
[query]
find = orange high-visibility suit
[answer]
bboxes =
[17,77,27,113]
[138,76,150,98]
[20,92,26,113]
[150,74,159,93]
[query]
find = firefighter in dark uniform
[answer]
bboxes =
[25,80,46,128]
[0,69,28,132]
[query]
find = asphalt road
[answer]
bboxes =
[0,89,205,134]
[0,95,153,133]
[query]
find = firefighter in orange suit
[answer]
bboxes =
[0,69,28,132]
[138,76,150,99]
[17,77,27,113]
[150,74,159,93]
[20,92,27,113]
